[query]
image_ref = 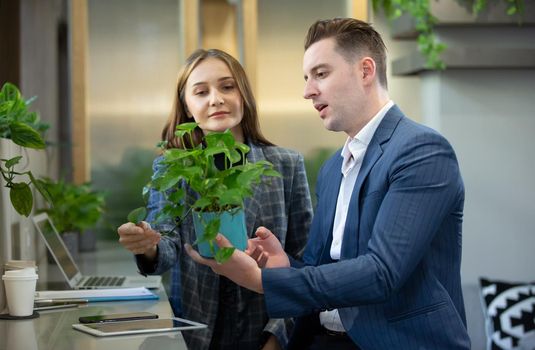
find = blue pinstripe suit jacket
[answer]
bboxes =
[262,105,471,349]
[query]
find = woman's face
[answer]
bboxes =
[184,57,244,142]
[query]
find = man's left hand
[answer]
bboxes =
[185,234,264,294]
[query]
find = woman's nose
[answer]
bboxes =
[210,91,224,106]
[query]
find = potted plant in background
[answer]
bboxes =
[372,0,526,69]
[38,178,106,260]
[0,82,50,216]
[128,122,280,263]
[1,81,50,313]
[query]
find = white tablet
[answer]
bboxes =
[72,317,206,337]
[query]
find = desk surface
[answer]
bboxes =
[0,241,188,350]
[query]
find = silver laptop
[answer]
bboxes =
[32,213,161,289]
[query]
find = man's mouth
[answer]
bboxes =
[314,103,327,112]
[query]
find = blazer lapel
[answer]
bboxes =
[317,155,343,264]
[340,106,403,259]
[243,142,264,237]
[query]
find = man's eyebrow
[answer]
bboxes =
[304,64,329,80]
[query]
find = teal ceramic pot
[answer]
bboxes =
[192,209,247,258]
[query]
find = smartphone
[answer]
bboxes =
[78,312,158,324]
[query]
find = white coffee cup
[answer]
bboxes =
[2,267,38,317]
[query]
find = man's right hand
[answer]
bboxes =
[117,221,161,259]
[246,226,290,269]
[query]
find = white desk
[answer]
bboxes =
[0,241,187,350]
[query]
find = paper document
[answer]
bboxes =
[35,287,159,302]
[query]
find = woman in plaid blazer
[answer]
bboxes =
[117,49,313,350]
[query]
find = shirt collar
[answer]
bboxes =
[341,100,394,162]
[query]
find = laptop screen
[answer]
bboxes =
[32,213,79,280]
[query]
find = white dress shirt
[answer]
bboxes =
[320,100,394,332]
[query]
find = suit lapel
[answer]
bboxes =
[317,155,343,264]
[340,106,403,259]
[243,142,264,237]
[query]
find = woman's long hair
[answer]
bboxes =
[161,49,273,149]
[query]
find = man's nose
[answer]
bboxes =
[303,80,318,99]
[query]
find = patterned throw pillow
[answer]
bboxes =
[480,278,535,350]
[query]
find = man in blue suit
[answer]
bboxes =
[187,18,470,349]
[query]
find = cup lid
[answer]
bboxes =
[2,267,38,280]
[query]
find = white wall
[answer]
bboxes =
[421,69,535,283]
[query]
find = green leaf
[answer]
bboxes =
[29,172,53,204]
[237,167,263,186]
[219,189,243,207]
[167,188,185,203]
[127,207,147,224]
[203,217,220,241]
[164,148,191,161]
[227,149,242,163]
[156,140,168,149]
[4,155,23,168]
[193,197,212,210]
[9,122,46,149]
[176,122,198,132]
[214,247,235,264]
[152,173,181,192]
[10,182,33,216]
[204,145,227,158]
[0,83,21,103]
[235,142,250,155]
[263,169,282,178]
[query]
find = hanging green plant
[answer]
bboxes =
[372,0,525,69]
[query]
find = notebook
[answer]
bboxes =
[32,213,161,290]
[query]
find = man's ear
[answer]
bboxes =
[361,57,376,85]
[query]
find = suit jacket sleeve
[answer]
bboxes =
[262,130,463,318]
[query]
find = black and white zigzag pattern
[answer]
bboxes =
[480,278,535,350]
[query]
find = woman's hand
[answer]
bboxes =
[117,221,161,259]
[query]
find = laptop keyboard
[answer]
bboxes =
[83,276,126,287]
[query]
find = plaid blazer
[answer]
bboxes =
[136,142,313,350]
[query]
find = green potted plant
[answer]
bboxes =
[128,122,280,263]
[38,177,106,258]
[0,82,50,216]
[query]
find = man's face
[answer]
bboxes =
[303,38,366,137]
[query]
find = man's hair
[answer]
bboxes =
[305,18,388,88]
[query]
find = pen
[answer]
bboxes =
[34,298,89,304]
[34,303,79,311]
